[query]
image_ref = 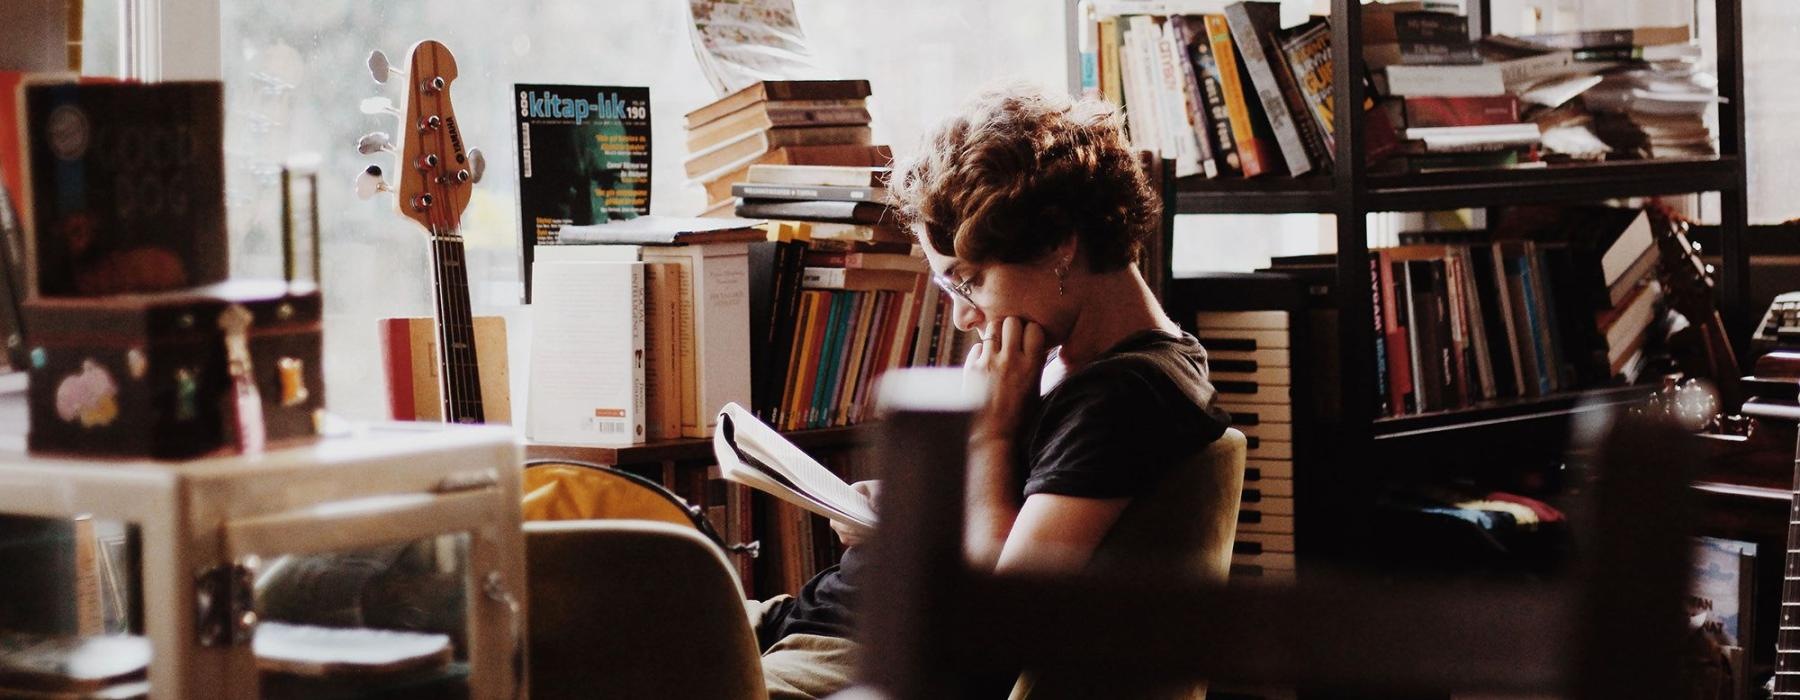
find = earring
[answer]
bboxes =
[1056,257,1071,297]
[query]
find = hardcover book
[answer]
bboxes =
[513,84,651,302]
[20,81,228,297]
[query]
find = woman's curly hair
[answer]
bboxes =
[888,82,1159,273]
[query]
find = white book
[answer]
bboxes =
[1600,210,1653,287]
[1118,19,1159,153]
[537,242,753,438]
[1154,18,1205,178]
[1384,64,1507,97]
[528,260,645,445]
[712,402,876,536]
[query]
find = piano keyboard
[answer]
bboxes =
[1196,310,1297,584]
[1196,308,1301,700]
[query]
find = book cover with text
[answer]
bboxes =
[513,84,650,302]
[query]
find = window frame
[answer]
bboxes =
[135,0,222,80]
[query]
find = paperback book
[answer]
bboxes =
[712,402,875,536]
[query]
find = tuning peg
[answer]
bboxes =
[1691,240,1703,254]
[359,96,401,117]
[1704,263,1716,275]
[367,50,407,84]
[356,131,395,155]
[355,165,392,200]
[467,148,487,184]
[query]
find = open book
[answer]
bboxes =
[712,403,876,537]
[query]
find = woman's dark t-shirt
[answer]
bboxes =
[763,329,1232,645]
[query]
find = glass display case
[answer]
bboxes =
[0,422,525,699]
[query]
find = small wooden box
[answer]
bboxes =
[22,280,324,459]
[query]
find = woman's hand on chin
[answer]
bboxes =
[964,316,1048,445]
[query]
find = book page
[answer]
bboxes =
[685,0,825,96]
[712,403,875,532]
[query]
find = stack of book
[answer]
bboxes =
[1270,206,1664,418]
[1375,17,1713,169]
[1588,209,1664,382]
[733,163,905,243]
[1362,6,1558,171]
[681,79,891,217]
[1583,62,1719,160]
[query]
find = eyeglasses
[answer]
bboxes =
[933,272,977,307]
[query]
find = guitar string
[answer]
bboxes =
[424,46,476,423]
[430,46,482,424]
[420,46,464,423]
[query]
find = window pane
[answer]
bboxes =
[217,1,1063,420]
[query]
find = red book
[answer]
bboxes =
[1403,96,1520,129]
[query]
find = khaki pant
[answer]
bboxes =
[746,595,859,700]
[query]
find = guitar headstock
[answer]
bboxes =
[356,40,486,237]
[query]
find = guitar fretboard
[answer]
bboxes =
[1779,444,1800,694]
[431,234,484,424]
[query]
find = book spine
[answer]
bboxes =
[790,292,831,431]
[644,263,679,439]
[1169,16,1219,178]
[1204,14,1270,177]
[813,292,845,429]
[1157,17,1211,177]
[1492,50,1575,90]
[1440,250,1473,407]
[1401,261,1432,412]
[1100,17,1124,107]
[687,248,753,437]
[1382,64,1506,97]
[763,106,873,127]
[380,318,419,421]
[1187,15,1242,176]
[782,291,824,430]
[1121,18,1162,153]
[1507,251,1547,396]
[1457,249,1497,400]
[630,265,648,441]
[828,293,864,427]
[1368,254,1391,417]
[1281,22,1336,158]
[838,292,879,426]
[1379,252,1415,415]
[1489,243,1525,397]
[731,183,883,203]
[1225,2,1315,176]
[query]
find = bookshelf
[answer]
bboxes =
[1066,0,1753,565]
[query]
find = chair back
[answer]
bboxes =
[1091,428,1247,581]
[1012,428,1248,700]
[524,520,768,700]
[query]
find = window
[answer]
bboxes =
[86,0,1062,420]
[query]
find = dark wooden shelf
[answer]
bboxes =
[1169,157,1741,215]
[526,423,874,466]
[1366,156,1741,211]
[1371,384,1654,441]
[1172,175,1335,214]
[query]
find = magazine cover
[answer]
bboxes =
[513,84,650,302]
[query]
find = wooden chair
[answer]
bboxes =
[524,519,768,700]
[855,369,1698,699]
